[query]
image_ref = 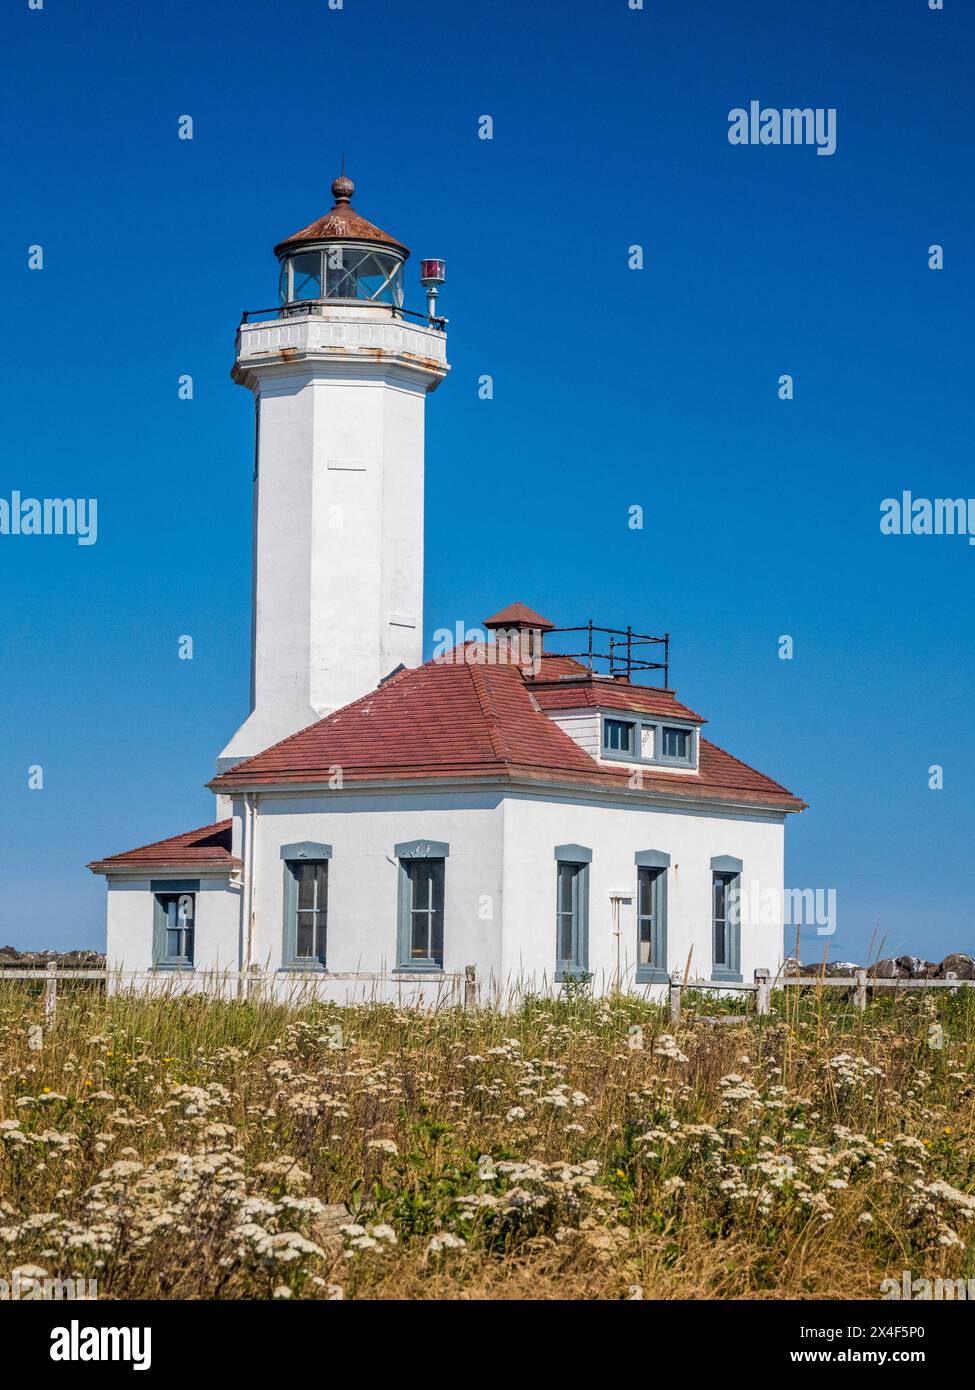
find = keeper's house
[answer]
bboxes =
[89,174,804,1001]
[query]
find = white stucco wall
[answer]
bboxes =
[105,875,241,983]
[498,791,786,999]
[247,790,504,991]
[102,785,786,1007]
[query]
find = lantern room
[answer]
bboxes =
[274,172,409,310]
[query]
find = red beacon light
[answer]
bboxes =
[420,258,446,286]
[420,258,446,322]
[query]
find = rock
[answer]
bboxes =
[870,958,908,979]
[824,961,859,978]
[0,947,106,970]
[936,953,975,981]
[317,1203,351,1229]
[310,1203,352,1258]
[895,955,937,979]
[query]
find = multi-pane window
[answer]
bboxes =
[403,858,445,966]
[556,859,589,979]
[661,726,690,759]
[712,871,739,973]
[637,867,663,969]
[601,715,695,768]
[603,718,635,754]
[154,892,194,966]
[285,860,329,966]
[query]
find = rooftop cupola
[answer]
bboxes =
[274,171,410,310]
[484,602,554,668]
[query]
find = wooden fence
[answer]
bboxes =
[0,963,968,1023]
[669,967,971,1022]
[0,963,479,1019]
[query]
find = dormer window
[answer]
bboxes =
[600,712,697,770]
[661,726,690,760]
[603,718,634,755]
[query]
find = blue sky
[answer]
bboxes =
[1,0,972,963]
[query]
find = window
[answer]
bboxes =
[395,841,449,970]
[281,844,332,969]
[285,861,329,966]
[151,879,199,969]
[159,894,194,964]
[661,726,690,759]
[635,851,669,982]
[637,868,665,972]
[603,718,635,754]
[712,873,732,966]
[600,714,696,768]
[403,859,444,966]
[711,858,742,980]
[554,845,591,980]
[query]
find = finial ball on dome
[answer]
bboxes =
[331,172,354,204]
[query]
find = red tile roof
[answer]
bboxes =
[208,648,804,812]
[89,821,240,875]
[529,670,706,723]
[529,653,591,679]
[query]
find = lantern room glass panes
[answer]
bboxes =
[325,247,403,305]
[290,251,322,301]
[279,247,404,308]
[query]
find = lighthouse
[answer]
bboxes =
[218,173,449,772]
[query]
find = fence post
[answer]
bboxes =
[854,969,867,1012]
[44,963,58,1023]
[669,972,682,1023]
[245,964,264,1006]
[945,970,958,994]
[754,968,770,1016]
[463,964,476,1010]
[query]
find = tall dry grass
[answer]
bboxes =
[0,979,972,1299]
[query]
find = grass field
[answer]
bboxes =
[0,980,972,1300]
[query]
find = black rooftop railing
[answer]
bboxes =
[544,623,670,687]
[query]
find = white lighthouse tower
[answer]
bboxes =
[218,173,449,772]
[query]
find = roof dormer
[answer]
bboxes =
[598,709,700,773]
[514,616,705,774]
